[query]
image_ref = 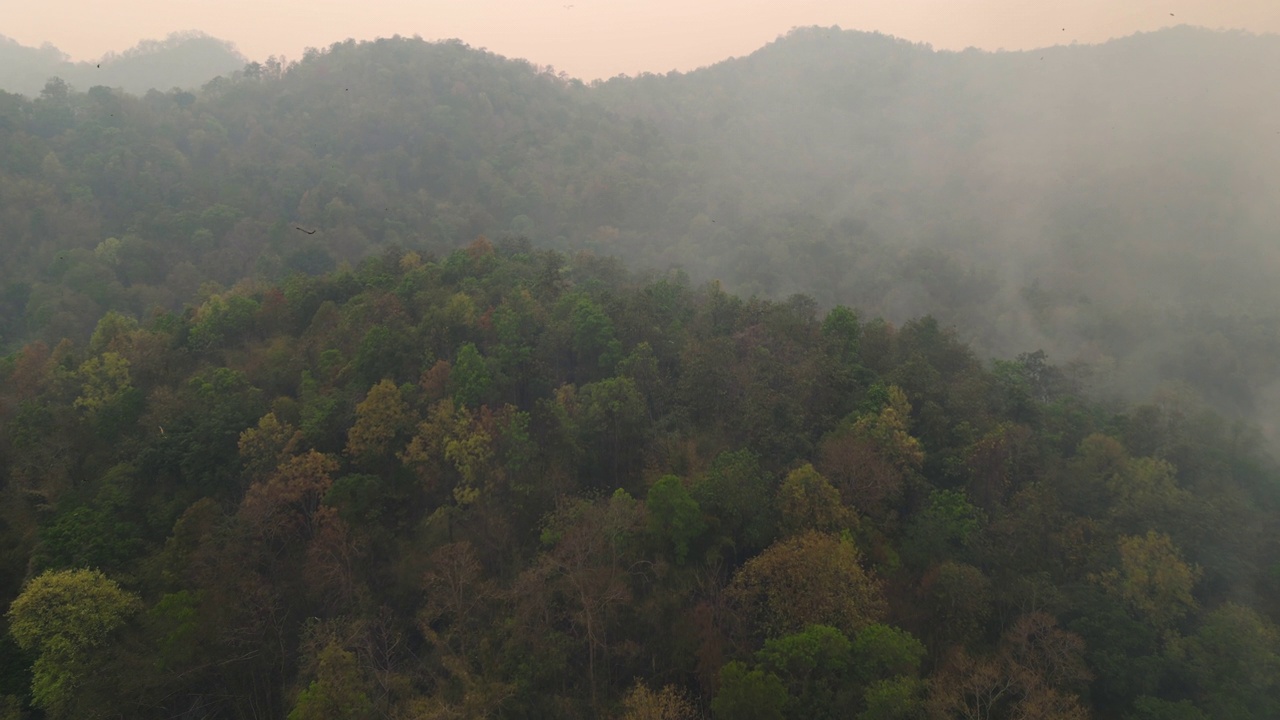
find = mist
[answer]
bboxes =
[0,31,245,97]
[583,27,1280,424]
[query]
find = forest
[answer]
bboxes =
[1,25,1279,720]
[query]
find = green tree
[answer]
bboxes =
[7,569,141,717]
[1181,603,1280,718]
[570,296,622,378]
[450,342,492,408]
[73,351,131,415]
[850,624,926,683]
[577,376,649,485]
[691,449,777,558]
[859,676,925,720]
[353,323,416,386]
[757,624,855,720]
[821,305,861,363]
[647,474,706,563]
[712,661,787,720]
[900,490,983,568]
[917,561,992,651]
[287,642,374,720]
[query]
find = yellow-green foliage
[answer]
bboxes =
[7,569,141,716]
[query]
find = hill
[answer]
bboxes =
[1,27,1278,423]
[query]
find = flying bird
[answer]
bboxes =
[296,226,317,235]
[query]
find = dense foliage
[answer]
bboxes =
[2,26,1280,720]
[1,243,1278,718]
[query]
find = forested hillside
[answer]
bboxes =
[2,26,1280,719]
[2,28,1279,426]
[2,243,1278,718]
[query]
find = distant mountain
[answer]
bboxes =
[0,31,246,97]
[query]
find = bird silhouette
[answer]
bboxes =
[296,226,317,235]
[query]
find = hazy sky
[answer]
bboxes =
[7,0,1280,79]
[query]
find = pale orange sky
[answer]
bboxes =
[6,0,1280,79]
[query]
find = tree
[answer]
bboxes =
[729,531,885,640]
[1181,603,1280,718]
[965,423,1035,512]
[1106,455,1195,535]
[451,342,492,408]
[756,624,855,720]
[570,295,622,379]
[777,464,855,536]
[1096,531,1199,630]
[353,324,416,386]
[518,492,646,713]
[647,474,706,563]
[7,568,142,717]
[86,310,139,355]
[287,642,374,720]
[619,680,700,720]
[345,378,412,463]
[690,449,777,558]
[239,450,340,542]
[917,562,992,651]
[239,412,302,481]
[73,351,131,415]
[850,624,926,684]
[927,613,1090,720]
[821,305,861,364]
[576,376,649,485]
[711,661,786,720]
[859,676,925,720]
[900,490,983,569]
[817,385,922,517]
[400,398,496,510]
[187,294,260,353]
[419,541,494,665]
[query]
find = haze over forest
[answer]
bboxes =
[2,22,1280,720]
[2,25,1279,429]
[0,32,246,98]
